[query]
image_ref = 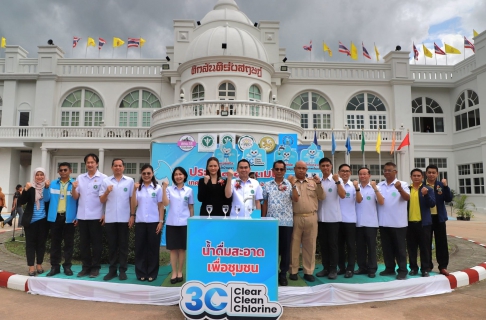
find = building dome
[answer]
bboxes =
[185,25,269,63]
[200,0,253,26]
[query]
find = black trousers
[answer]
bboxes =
[278,226,293,278]
[25,218,48,266]
[430,215,449,270]
[78,219,103,271]
[105,222,129,273]
[135,223,161,279]
[356,227,378,273]
[49,214,75,269]
[380,226,408,276]
[407,222,432,272]
[338,222,356,272]
[318,222,340,272]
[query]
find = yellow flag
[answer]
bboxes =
[473,29,479,37]
[1,37,6,48]
[140,38,146,47]
[445,43,461,54]
[113,37,125,47]
[423,44,433,58]
[323,42,332,57]
[375,131,381,154]
[350,42,358,60]
[87,37,96,47]
[374,44,380,61]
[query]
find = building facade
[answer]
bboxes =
[1,0,485,208]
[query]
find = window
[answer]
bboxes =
[458,165,470,176]
[61,89,103,126]
[346,93,387,129]
[455,90,480,131]
[290,92,331,129]
[192,84,205,101]
[415,157,448,180]
[219,82,236,100]
[125,163,137,174]
[459,178,472,194]
[429,158,447,169]
[412,97,444,133]
[119,90,161,127]
[249,85,261,101]
[414,158,426,168]
[457,162,484,194]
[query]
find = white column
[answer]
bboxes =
[41,147,48,169]
[99,148,105,173]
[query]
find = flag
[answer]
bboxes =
[98,37,106,50]
[445,43,461,54]
[361,130,365,153]
[0,37,5,48]
[434,42,446,55]
[323,42,332,57]
[113,37,125,47]
[87,37,96,47]
[128,38,140,48]
[390,130,396,155]
[345,136,352,155]
[374,44,380,61]
[350,42,358,60]
[331,132,337,155]
[423,44,433,58]
[303,40,312,51]
[140,38,146,47]
[473,29,479,37]
[313,130,319,149]
[464,36,475,53]
[413,42,419,60]
[375,131,381,154]
[362,42,371,59]
[339,42,350,55]
[397,133,410,151]
[72,36,80,48]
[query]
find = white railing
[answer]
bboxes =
[287,63,392,80]
[0,126,152,139]
[410,65,455,83]
[152,100,302,127]
[0,61,5,73]
[18,59,38,74]
[301,129,402,142]
[57,59,165,77]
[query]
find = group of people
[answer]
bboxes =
[0,184,25,233]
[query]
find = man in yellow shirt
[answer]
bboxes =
[407,169,436,277]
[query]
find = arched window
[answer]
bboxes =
[455,90,480,131]
[119,90,161,127]
[192,84,205,101]
[249,85,261,101]
[412,97,444,133]
[346,93,387,129]
[61,89,103,126]
[290,92,331,129]
[219,82,236,100]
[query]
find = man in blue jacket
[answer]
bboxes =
[426,165,453,276]
[407,168,436,277]
[46,162,78,277]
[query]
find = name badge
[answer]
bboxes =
[60,193,65,200]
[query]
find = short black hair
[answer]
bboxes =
[358,167,370,175]
[112,158,125,166]
[318,157,332,166]
[84,153,99,164]
[172,166,188,183]
[273,160,286,169]
[384,162,397,169]
[410,168,423,176]
[237,159,251,168]
[426,164,439,173]
[16,184,22,190]
[338,163,350,171]
[58,162,71,170]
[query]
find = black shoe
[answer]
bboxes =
[28,271,36,277]
[77,269,90,277]
[63,267,73,276]
[396,274,407,280]
[354,268,368,275]
[278,277,288,286]
[289,273,298,281]
[344,270,354,278]
[36,268,44,275]
[46,268,60,277]
[379,269,396,276]
[337,269,346,275]
[170,278,177,284]
[368,273,376,278]
[119,271,127,280]
[176,275,183,283]
[303,274,315,282]
[328,271,337,280]
[316,269,329,277]
[103,272,117,281]
[422,271,430,277]
[89,269,100,278]
[408,269,418,276]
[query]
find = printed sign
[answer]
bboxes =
[199,133,218,152]
[220,132,236,148]
[214,140,239,172]
[237,135,255,151]
[178,135,197,152]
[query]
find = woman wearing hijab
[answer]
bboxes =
[18,168,50,276]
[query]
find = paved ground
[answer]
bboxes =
[1,211,486,319]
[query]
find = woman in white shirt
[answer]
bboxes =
[162,166,194,284]
[131,164,164,282]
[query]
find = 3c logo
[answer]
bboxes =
[182,282,229,315]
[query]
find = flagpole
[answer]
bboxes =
[331,128,335,168]
[140,36,142,58]
[126,44,128,58]
[446,54,448,66]
[423,44,426,65]
[407,129,411,176]
[346,126,349,165]
[435,53,437,65]
[85,44,88,58]
[322,41,324,62]
[112,46,114,59]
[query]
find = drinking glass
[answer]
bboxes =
[235,205,241,218]
[206,205,213,219]
[222,205,229,219]
[246,206,252,218]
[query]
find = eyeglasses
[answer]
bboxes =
[273,168,286,172]
[58,169,69,172]
[141,172,152,176]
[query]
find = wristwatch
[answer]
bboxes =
[355,188,360,192]
[335,181,341,185]
[292,184,297,189]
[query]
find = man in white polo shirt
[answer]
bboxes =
[99,158,134,281]
[316,157,345,280]
[377,162,410,280]
[336,164,361,278]
[225,159,262,217]
[72,153,107,278]
[355,167,384,278]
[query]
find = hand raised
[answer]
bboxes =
[45,180,50,188]
[312,174,321,184]
[72,181,79,189]
[287,174,296,185]
[421,187,428,196]
[441,179,448,187]
[25,182,32,190]
[371,181,377,188]
[162,180,169,188]
[134,183,140,190]
[332,174,339,182]
[204,175,210,184]
[107,185,114,193]
[353,180,359,187]
[394,181,401,190]
[227,169,234,180]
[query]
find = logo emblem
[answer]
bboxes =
[202,135,214,148]
[328,188,332,192]
[151,192,156,197]
[178,135,197,152]
[367,196,371,200]
[124,188,127,192]
[392,192,397,197]
[93,185,98,189]
[237,135,255,151]
[259,136,276,153]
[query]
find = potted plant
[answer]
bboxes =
[453,194,476,221]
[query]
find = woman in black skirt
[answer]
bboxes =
[198,157,232,217]
[162,167,194,284]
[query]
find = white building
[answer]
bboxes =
[0,0,485,208]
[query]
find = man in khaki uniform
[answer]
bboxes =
[289,161,325,282]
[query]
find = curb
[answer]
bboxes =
[0,270,29,292]
[445,235,486,289]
